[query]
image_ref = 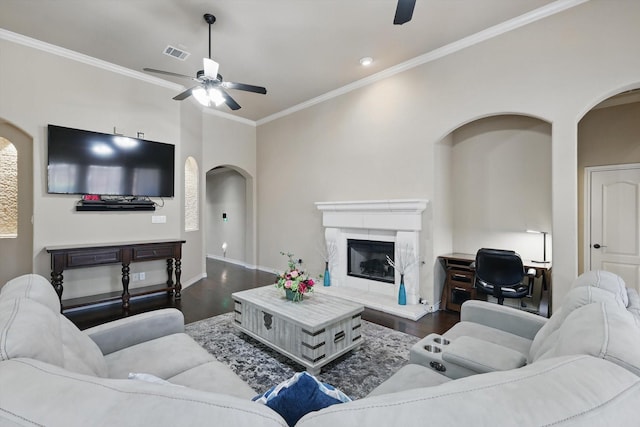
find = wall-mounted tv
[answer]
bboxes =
[47,125,175,197]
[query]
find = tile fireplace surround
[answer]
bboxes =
[315,199,429,321]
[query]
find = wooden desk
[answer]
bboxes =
[46,240,185,311]
[439,253,551,314]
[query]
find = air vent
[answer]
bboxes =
[163,46,190,61]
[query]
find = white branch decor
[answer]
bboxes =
[317,240,338,263]
[386,245,418,275]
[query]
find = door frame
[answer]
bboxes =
[583,162,640,272]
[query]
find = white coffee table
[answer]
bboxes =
[231,285,364,375]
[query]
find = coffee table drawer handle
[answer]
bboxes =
[334,331,345,343]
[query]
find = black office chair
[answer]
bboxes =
[473,248,534,305]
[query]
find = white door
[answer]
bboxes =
[588,165,640,291]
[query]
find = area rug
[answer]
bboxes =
[185,313,419,399]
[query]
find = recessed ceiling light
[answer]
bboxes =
[359,57,373,66]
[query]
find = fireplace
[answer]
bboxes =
[315,199,429,320]
[347,239,394,283]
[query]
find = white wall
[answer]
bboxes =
[256,1,640,310]
[206,168,247,262]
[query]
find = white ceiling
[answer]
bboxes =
[0,0,573,122]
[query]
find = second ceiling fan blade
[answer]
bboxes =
[144,68,194,80]
[394,0,416,25]
[220,89,241,110]
[221,81,267,94]
[173,86,198,101]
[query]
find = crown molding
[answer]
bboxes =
[0,28,183,92]
[202,106,256,126]
[256,0,589,126]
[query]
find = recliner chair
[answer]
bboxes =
[473,248,534,305]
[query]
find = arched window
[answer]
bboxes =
[184,156,199,231]
[0,137,18,238]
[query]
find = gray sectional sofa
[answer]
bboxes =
[2,271,640,426]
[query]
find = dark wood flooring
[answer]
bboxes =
[65,258,460,338]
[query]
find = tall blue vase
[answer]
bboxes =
[323,262,331,287]
[398,274,407,305]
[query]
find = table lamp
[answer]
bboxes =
[526,229,549,263]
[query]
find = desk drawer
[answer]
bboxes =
[67,249,121,267]
[133,245,175,261]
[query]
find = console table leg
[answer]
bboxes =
[50,271,64,299]
[174,258,182,299]
[166,258,174,296]
[121,263,130,310]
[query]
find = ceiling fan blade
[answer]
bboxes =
[203,58,220,78]
[220,89,241,110]
[221,81,267,94]
[172,86,198,101]
[143,68,194,80]
[393,0,416,25]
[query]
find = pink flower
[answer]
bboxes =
[285,280,292,289]
[299,283,307,294]
[307,279,314,287]
[290,270,299,278]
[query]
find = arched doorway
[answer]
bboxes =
[578,88,640,291]
[0,119,33,284]
[205,166,251,265]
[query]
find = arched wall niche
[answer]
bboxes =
[204,164,255,266]
[431,113,552,307]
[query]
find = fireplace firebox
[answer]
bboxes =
[347,239,394,283]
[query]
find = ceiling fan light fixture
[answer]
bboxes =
[359,57,374,66]
[208,87,225,107]
[192,87,211,107]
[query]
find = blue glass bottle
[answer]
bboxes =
[323,262,331,286]
[398,274,407,305]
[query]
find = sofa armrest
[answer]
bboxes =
[460,300,547,340]
[441,336,527,374]
[84,308,185,355]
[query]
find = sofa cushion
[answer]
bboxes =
[104,333,215,379]
[59,314,108,377]
[167,360,257,398]
[442,336,527,373]
[627,288,640,320]
[528,285,626,363]
[0,298,63,366]
[534,302,640,375]
[572,270,628,306]
[443,321,533,355]
[1,274,61,313]
[367,363,451,397]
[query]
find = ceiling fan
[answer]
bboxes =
[394,0,416,25]
[143,13,267,111]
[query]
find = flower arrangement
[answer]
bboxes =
[275,252,315,301]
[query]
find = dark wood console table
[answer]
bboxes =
[46,240,186,311]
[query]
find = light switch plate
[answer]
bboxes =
[152,215,166,224]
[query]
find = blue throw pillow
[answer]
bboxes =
[253,372,351,426]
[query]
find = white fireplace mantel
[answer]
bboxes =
[315,199,429,320]
[316,199,428,232]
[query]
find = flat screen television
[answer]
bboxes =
[47,124,175,197]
